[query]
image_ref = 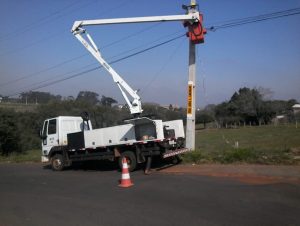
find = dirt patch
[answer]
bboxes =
[158,164,300,185]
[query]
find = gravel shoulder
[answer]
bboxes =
[158,163,300,185]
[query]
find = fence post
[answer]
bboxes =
[234,141,239,148]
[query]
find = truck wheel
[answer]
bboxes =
[119,151,137,172]
[51,154,64,171]
[171,155,182,165]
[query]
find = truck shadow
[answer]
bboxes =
[43,160,119,172]
[71,160,119,172]
[43,158,180,172]
[151,157,182,171]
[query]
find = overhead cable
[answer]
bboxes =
[7,33,185,97]
[0,0,87,41]
[208,7,300,31]
[0,22,162,87]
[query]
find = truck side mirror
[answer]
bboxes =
[39,130,47,139]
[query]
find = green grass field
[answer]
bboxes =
[183,124,300,164]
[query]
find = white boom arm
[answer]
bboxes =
[73,30,142,115]
[71,12,200,116]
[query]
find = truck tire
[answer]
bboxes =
[119,151,137,172]
[171,155,182,164]
[51,154,65,171]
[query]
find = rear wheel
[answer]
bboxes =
[118,151,137,172]
[51,154,65,171]
[171,155,182,164]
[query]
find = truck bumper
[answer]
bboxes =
[162,148,191,158]
[41,156,49,163]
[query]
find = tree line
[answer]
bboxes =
[196,87,299,128]
[1,91,118,107]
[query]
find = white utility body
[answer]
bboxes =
[41,116,186,171]
[40,3,202,171]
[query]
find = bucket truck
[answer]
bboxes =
[40,3,205,172]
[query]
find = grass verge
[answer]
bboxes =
[0,150,40,163]
[182,124,300,165]
[182,148,295,164]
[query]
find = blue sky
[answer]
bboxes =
[0,0,299,107]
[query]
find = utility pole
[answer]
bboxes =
[186,0,197,150]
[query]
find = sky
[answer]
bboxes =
[0,0,299,107]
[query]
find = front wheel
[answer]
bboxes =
[51,154,65,171]
[118,151,137,172]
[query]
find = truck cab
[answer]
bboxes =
[40,116,92,163]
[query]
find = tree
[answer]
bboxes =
[20,91,61,104]
[196,105,216,128]
[196,110,214,128]
[100,95,117,107]
[214,87,275,125]
[76,91,99,105]
[229,87,268,124]
[0,110,21,155]
[215,102,241,126]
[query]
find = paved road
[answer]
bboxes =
[0,163,299,226]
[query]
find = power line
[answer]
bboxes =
[7,33,185,97]
[140,37,185,95]
[207,7,300,31]
[0,0,96,42]
[4,6,300,96]
[12,62,98,95]
[18,30,184,92]
[109,34,185,63]
[0,0,133,55]
[5,6,298,87]
[105,30,183,61]
[0,54,87,88]
[100,22,162,49]
[0,19,162,87]
[0,32,64,57]
[92,0,134,18]
[210,7,300,25]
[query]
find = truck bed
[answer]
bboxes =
[67,117,183,150]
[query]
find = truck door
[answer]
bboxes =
[47,119,59,147]
[42,119,59,154]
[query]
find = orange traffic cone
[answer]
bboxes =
[119,157,134,188]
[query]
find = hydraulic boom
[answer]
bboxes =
[71,10,201,116]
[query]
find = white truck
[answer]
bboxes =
[40,4,202,171]
[40,114,187,171]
